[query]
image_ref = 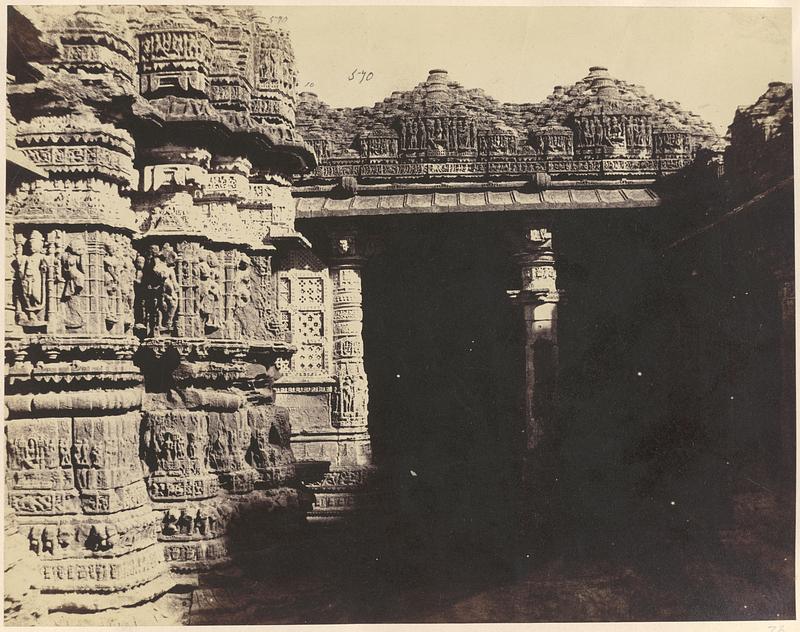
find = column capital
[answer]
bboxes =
[328,229,383,265]
[506,222,554,256]
[508,222,559,304]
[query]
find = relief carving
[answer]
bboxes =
[138,243,180,336]
[59,239,87,330]
[13,231,49,327]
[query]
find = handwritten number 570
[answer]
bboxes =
[348,69,374,83]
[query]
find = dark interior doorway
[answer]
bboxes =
[361,214,525,560]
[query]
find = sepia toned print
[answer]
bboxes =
[4,4,794,626]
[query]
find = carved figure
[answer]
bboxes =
[174,434,185,459]
[60,239,87,329]
[57,527,71,549]
[143,244,179,335]
[41,528,54,555]
[86,525,101,551]
[28,528,40,554]
[16,231,49,324]
[341,374,355,414]
[177,509,194,535]
[162,510,178,536]
[197,251,222,332]
[163,432,175,461]
[103,241,123,326]
[194,510,205,535]
[89,444,101,468]
[59,442,71,468]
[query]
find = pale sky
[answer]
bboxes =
[269,6,793,135]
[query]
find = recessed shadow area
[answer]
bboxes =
[361,214,526,572]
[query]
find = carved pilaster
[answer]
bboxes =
[330,233,369,430]
[298,231,377,522]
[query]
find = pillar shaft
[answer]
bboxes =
[510,226,560,452]
[135,147,298,570]
[5,115,169,610]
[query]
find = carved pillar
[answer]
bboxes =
[136,146,298,571]
[4,114,169,611]
[301,230,376,521]
[508,225,560,454]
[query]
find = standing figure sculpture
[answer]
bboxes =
[60,238,87,330]
[103,240,123,328]
[143,244,179,336]
[15,231,50,326]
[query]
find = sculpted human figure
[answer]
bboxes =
[355,376,369,417]
[60,239,87,329]
[197,251,221,332]
[41,528,54,555]
[59,442,71,468]
[174,434,185,460]
[17,231,49,324]
[163,433,175,461]
[103,240,123,326]
[341,374,355,414]
[144,244,179,335]
[89,444,101,468]
[28,528,40,554]
[57,527,71,549]
[609,115,622,140]
[133,254,147,331]
[194,510,209,536]
[162,510,178,536]
[117,250,135,331]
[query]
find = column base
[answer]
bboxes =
[305,466,381,523]
[158,487,304,573]
[37,543,172,613]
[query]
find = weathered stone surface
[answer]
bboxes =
[6,4,313,615]
[296,66,720,182]
[725,82,793,200]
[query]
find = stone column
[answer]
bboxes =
[304,230,376,521]
[4,114,169,611]
[508,225,560,455]
[135,146,298,571]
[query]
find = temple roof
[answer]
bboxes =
[297,66,721,157]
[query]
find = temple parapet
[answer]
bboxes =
[296,66,719,183]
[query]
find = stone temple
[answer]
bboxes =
[4,5,794,624]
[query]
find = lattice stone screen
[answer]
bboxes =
[275,249,333,380]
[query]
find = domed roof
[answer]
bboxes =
[297,66,721,156]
